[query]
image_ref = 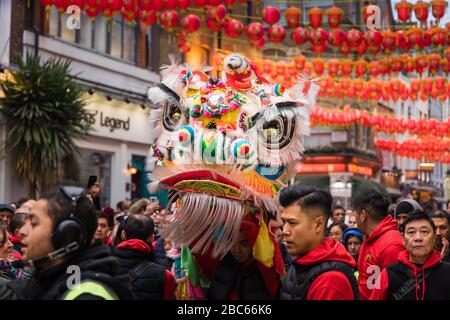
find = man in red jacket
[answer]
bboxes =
[369,210,450,300]
[279,184,358,300]
[354,189,404,300]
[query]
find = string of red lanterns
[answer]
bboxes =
[311,105,450,138]
[40,1,450,52]
[254,51,450,81]
[375,138,450,163]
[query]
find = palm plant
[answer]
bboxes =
[0,54,91,197]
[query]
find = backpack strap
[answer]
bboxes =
[390,264,433,300]
[129,261,155,281]
[63,280,118,300]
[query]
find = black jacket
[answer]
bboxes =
[1,244,132,300]
[207,253,273,300]
[115,247,168,300]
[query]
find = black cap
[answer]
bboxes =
[0,204,15,214]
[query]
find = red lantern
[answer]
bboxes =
[431,0,447,22]
[54,0,69,12]
[415,54,429,74]
[391,57,402,73]
[122,0,137,11]
[181,14,201,33]
[40,0,54,9]
[340,40,351,56]
[310,28,328,44]
[396,0,413,22]
[382,30,396,52]
[285,6,301,28]
[294,55,306,71]
[100,0,122,20]
[86,1,100,19]
[347,29,363,48]
[176,0,191,10]
[311,42,327,53]
[368,44,381,55]
[312,58,325,76]
[365,29,382,47]
[160,10,179,30]
[151,0,164,11]
[207,0,222,5]
[139,9,157,24]
[291,27,310,45]
[396,30,411,51]
[207,4,226,21]
[223,0,236,7]
[263,6,281,25]
[429,55,441,74]
[369,61,380,77]
[341,60,353,77]
[161,0,177,10]
[328,28,346,47]
[138,0,152,10]
[327,59,339,77]
[430,27,447,47]
[356,39,368,55]
[441,58,450,74]
[355,60,367,77]
[403,55,415,74]
[268,24,286,43]
[406,27,425,49]
[445,47,450,61]
[206,18,224,32]
[262,60,273,74]
[246,22,264,41]
[325,6,343,29]
[308,7,323,28]
[193,0,206,6]
[67,0,85,10]
[252,37,265,49]
[414,1,430,24]
[378,59,390,75]
[121,7,138,23]
[224,19,244,38]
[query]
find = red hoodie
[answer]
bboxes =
[358,215,405,300]
[369,249,441,300]
[294,237,356,300]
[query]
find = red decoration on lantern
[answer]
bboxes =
[285,6,302,28]
[356,39,368,55]
[138,0,153,10]
[268,24,286,43]
[310,28,328,44]
[428,54,441,74]
[122,7,139,23]
[327,59,339,77]
[122,0,137,11]
[431,0,447,22]
[207,0,222,5]
[246,22,264,41]
[224,19,244,38]
[312,58,325,76]
[160,10,180,30]
[86,0,100,19]
[414,1,430,24]
[294,55,306,71]
[391,57,402,73]
[308,7,323,28]
[355,60,367,77]
[176,0,191,10]
[193,0,206,6]
[396,0,413,22]
[263,6,281,25]
[429,27,447,47]
[406,27,425,49]
[441,58,450,74]
[252,37,266,49]
[396,30,411,51]
[181,14,201,33]
[328,28,346,47]
[291,27,310,45]
[340,40,351,56]
[347,29,363,48]
[341,59,353,77]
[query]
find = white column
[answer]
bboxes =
[0,0,11,66]
[110,142,130,206]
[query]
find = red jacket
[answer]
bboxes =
[358,215,404,300]
[369,249,441,300]
[294,237,356,300]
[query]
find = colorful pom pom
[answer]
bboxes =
[273,83,285,96]
[231,139,253,159]
[178,125,195,147]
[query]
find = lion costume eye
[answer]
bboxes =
[162,101,183,132]
[259,108,296,150]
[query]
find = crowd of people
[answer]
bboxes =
[0,175,450,300]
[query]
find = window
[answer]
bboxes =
[48,8,138,64]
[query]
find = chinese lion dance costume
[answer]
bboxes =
[147,53,319,299]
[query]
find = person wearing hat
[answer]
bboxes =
[343,228,364,272]
[0,205,15,229]
[86,176,101,211]
[394,199,422,229]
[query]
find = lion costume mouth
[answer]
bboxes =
[147,53,319,258]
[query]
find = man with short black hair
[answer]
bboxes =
[115,214,176,300]
[354,189,404,300]
[431,210,450,262]
[92,212,112,245]
[0,205,14,228]
[331,206,345,224]
[279,184,358,300]
[370,210,450,300]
